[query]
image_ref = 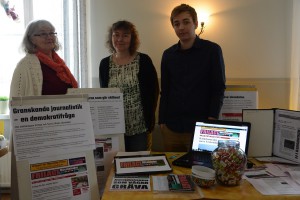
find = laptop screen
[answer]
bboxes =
[191,120,251,155]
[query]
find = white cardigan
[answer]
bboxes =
[9,54,44,200]
[10,54,43,98]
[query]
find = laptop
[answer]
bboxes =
[172,120,251,168]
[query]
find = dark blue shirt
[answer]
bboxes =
[159,36,226,133]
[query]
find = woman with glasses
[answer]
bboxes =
[10,19,78,97]
[9,19,78,200]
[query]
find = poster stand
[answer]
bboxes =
[10,94,100,200]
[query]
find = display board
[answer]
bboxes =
[10,94,100,200]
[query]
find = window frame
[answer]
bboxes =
[0,0,87,97]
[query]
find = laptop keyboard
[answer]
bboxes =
[190,152,213,168]
[193,153,212,163]
[172,152,214,168]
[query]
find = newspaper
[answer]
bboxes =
[244,163,300,195]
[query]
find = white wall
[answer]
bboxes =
[87,0,293,109]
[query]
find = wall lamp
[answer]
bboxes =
[198,21,205,36]
[197,11,209,36]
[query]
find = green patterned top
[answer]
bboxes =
[108,54,147,136]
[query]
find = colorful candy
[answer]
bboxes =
[211,140,247,186]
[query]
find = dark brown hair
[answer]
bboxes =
[170,4,198,26]
[106,20,140,55]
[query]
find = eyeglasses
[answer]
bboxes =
[33,32,57,38]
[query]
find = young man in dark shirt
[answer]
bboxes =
[159,4,226,152]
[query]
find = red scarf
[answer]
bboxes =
[36,51,78,88]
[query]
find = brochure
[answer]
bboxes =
[167,174,195,192]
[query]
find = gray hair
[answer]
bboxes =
[21,19,60,54]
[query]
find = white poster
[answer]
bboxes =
[11,102,95,161]
[67,89,125,135]
[220,86,258,121]
[87,93,125,135]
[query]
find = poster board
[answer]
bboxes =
[10,94,100,200]
[220,85,258,121]
[67,88,125,197]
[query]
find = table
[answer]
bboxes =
[101,152,300,200]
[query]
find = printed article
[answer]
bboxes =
[10,102,95,161]
[87,93,125,135]
[30,155,90,200]
[67,89,125,135]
